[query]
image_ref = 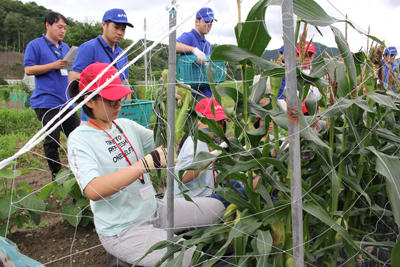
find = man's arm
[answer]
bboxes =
[176,42,196,53]
[25,59,68,76]
[176,42,207,64]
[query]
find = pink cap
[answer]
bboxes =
[296,41,316,55]
[195,98,228,121]
[77,62,133,101]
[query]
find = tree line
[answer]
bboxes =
[0,0,169,82]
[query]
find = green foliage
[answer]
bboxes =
[0,107,43,168]
[0,107,40,135]
[128,39,168,82]
[0,0,50,52]
[63,20,102,47]
[0,166,46,236]
[143,0,399,265]
[50,170,92,227]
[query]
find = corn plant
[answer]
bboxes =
[140,0,400,266]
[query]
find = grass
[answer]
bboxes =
[0,107,49,169]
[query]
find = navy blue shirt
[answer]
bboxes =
[24,34,71,109]
[177,29,212,55]
[72,35,129,81]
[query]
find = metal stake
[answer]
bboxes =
[166,0,177,252]
[281,0,304,265]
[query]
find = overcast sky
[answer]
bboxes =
[22,0,400,52]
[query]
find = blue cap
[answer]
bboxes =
[102,8,133,28]
[279,45,284,54]
[384,46,397,55]
[196,7,216,22]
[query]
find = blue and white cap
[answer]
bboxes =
[102,8,133,28]
[384,46,397,56]
[196,7,216,22]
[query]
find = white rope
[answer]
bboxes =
[0,2,209,170]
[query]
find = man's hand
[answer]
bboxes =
[52,59,68,69]
[192,48,207,64]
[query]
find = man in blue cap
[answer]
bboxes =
[69,8,134,120]
[176,7,216,99]
[380,46,399,91]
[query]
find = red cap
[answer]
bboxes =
[195,98,228,121]
[74,62,133,101]
[296,41,316,55]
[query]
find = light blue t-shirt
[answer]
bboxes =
[174,136,214,198]
[67,118,156,236]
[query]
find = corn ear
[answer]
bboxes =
[270,220,284,246]
[223,204,237,223]
[175,84,193,144]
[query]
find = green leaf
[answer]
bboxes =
[367,92,398,110]
[0,168,22,179]
[376,128,400,145]
[392,240,400,266]
[342,175,371,206]
[228,214,262,240]
[238,0,271,57]
[211,45,285,77]
[19,193,46,212]
[62,204,82,227]
[255,230,272,266]
[55,178,77,201]
[303,201,359,252]
[367,147,400,228]
[319,97,372,118]
[331,26,357,91]
[250,76,267,103]
[299,113,329,149]
[0,195,17,219]
[293,0,338,26]
[29,210,41,225]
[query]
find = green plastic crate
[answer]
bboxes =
[176,55,225,86]
[118,99,154,127]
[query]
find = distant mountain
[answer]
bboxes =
[262,42,340,62]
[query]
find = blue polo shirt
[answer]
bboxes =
[24,34,71,109]
[383,61,398,91]
[278,78,286,100]
[177,29,212,55]
[72,35,129,81]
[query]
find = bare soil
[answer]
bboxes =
[7,169,108,267]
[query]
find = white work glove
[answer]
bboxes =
[140,147,168,173]
[192,47,207,64]
[209,150,222,156]
[209,141,228,156]
[219,141,228,149]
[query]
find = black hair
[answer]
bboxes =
[68,80,98,119]
[44,12,68,26]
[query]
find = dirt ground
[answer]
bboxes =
[6,169,108,267]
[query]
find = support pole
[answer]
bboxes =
[281,0,304,266]
[144,17,148,91]
[166,0,177,246]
